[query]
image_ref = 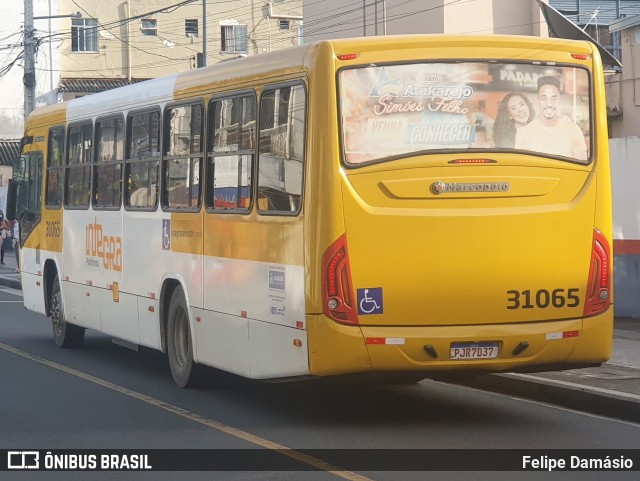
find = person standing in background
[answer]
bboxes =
[12,220,19,272]
[0,209,8,265]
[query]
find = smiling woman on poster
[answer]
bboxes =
[493,92,534,148]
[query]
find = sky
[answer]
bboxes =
[0,0,61,138]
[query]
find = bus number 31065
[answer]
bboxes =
[506,288,580,310]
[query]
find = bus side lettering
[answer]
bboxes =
[85,218,122,272]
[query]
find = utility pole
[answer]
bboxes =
[23,0,81,119]
[202,0,207,67]
[23,0,36,119]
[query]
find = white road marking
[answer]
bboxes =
[0,286,23,296]
[0,342,372,481]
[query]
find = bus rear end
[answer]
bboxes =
[309,36,612,377]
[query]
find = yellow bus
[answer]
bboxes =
[8,34,613,387]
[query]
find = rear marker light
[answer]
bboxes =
[366,337,405,345]
[571,53,591,60]
[546,331,580,340]
[337,53,359,61]
[448,159,497,164]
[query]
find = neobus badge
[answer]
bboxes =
[431,181,510,195]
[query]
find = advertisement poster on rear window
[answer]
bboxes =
[339,62,591,165]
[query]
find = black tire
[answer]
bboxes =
[167,287,200,387]
[50,277,85,348]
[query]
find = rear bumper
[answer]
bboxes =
[306,310,613,376]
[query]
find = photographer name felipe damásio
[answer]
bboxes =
[523,455,634,471]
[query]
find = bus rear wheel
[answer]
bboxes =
[50,277,85,348]
[167,286,200,387]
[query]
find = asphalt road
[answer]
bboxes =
[1,285,640,481]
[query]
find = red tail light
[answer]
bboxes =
[321,234,358,325]
[583,228,611,317]
[337,53,359,61]
[571,53,591,61]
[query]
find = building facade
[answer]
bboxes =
[57,0,302,100]
[303,0,548,42]
[606,16,640,138]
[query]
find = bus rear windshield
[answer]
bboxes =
[339,62,591,165]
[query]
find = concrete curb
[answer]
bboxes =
[452,371,640,423]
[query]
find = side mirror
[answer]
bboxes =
[6,179,17,221]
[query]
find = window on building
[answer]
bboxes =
[257,84,306,214]
[71,18,98,52]
[162,103,204,210]
[206,93,256,211]
[221,25,247,53]
[126,110,160,209]
[278,20,290,30]
[94,117,124,209]
[185,19,198,37]
[46,126,65,207]
[141,19,157,36]
[65,123,92,208]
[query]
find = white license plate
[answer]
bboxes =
[450,343,499,360]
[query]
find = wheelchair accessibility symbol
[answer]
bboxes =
[357,287,383,315]
[162,219,171,250]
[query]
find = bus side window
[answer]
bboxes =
[125,111,160,210]
[46,126,65,208]
[94,117,124,209]
[64,122,92,209]
[162,103,204,211]
[257,83,306,215]
[206,93,256,212]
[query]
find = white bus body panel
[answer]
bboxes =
[63,281,101,330]
[199,256,309,378]
[21,272,46,315]
[21,248,54,316]
[138,297,162,350]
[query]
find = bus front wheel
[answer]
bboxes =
[50,277,85,348]
[167,286,200,387]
